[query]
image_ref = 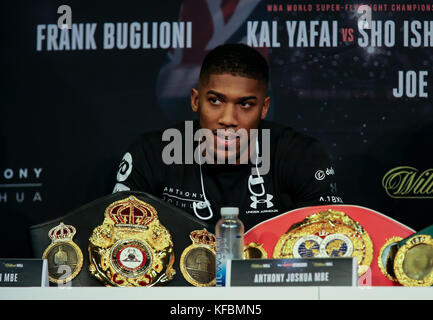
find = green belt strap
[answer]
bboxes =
[399,224,433,247]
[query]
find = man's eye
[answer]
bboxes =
[209,97,222,105]
[240,101,253,108]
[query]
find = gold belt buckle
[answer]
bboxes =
[377,237,403,282]
[273,209,373,276]
[394,235,433,286]
[88,196,176,287]
[244,242,268,259]
[42,222,83,284]
[180,229,216,287]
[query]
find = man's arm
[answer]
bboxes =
[113,132,163,195]
[280,132,343,208]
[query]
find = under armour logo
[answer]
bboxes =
[250,194,274,209]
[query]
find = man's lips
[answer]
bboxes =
[216,135,238,148]
[214,130,239,148]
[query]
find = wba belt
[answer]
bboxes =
[29,191,210,287]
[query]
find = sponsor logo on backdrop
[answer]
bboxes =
[0,168,44,203]
[382,166,433,198]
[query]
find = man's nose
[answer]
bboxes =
[218,104,238,128]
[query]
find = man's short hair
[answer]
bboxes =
[199,43,269,90]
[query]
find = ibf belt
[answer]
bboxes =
[273,209,373,276]
[88,196,175,287]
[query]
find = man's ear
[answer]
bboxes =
[260,96,271,119]
[191,88,199,113]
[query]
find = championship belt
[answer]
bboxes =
[272,209,373,276]
[88,195,176,287]
[42,222,83,284]
[244,205,415,286]
[393,225,433,286]
[180,229,216,287]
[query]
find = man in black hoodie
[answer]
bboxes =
[113,43,342,232]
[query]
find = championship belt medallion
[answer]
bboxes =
[244,243,268,259]
[180,229,216,287]
[273,209,373,276]
[42,222,83,284]
[394,235,433,286]
[377,237,403,282]
[88,196,176,287]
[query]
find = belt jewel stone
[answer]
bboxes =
[88,196,175,287]
[272,209,373,276]
[42,222,83,284]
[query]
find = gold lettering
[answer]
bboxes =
[382,166,417,197]
[382,167,433,198]
[395,171,417,195]
[413,170,433,194]
[425,179,433,194]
